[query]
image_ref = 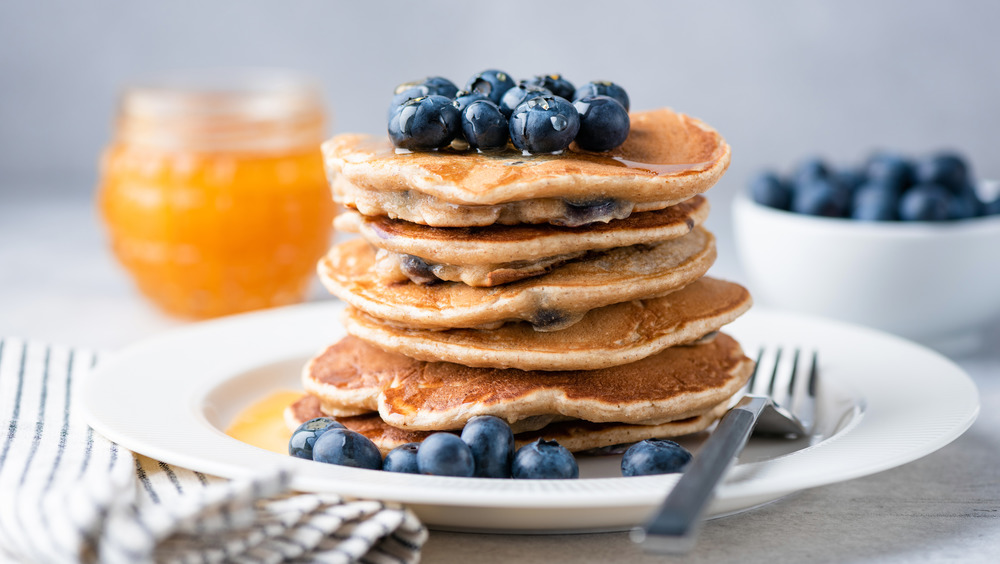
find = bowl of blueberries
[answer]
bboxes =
[733,151,1000,352]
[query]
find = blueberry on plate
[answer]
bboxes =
[388,95,461,150]
[749,170,792,210]
[851,182,899,221]
[573,81,630,112]
[898,183,952,221]
[312,428,382,470]
[465,69,516,105]
[865,152,916,191]
[509,96,580,154]
[383,442,421,474]
[792,177,851,217]
[916,152,969,192]
[621,439,692,476]
[512,439,578,479]
[573,95,630,152]
[460,415,514,478]
[461,100,509,151]
[288,417,345,459]
[523,74,576,100]
[499,83,552,118]
[416,433,475,477]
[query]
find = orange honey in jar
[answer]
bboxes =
[98,71,335,319]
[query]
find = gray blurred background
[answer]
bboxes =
[2,0,999,270]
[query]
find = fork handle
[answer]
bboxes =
[634,395,770,554]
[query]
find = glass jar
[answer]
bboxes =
[98,70,335,319]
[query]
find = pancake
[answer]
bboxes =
[339,196,710,286]
[372,247,588,287]
[343,277,752,370]
[286,394,731,455]
[302,334,752,431]
[319,227,716,331]
[332,173,686,227]
[322,109,731,227]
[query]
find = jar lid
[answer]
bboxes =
[116,69,326,153]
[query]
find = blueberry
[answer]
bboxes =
[387,77,458,120]
[512,439,578,479]
[916,152,970,192]
[399,254,437,285]
[792,177,851,217]
[621,439,692,476]
[851,182,899,221]
[394,77,458,98]
[573,96,630,152]
[312,428,382,470]
[499,83,552,118]
[749,170,792,210]
[288,417,345,460]
[898,183,951,221]
[948,183,983,220]
[461,100,509,151]
[573,81,630,112]
[465,69,516,105]
[792,156,830,186]
[985,197,1000,216]
[453,90,489,113]
[460,415,514,478]
[388,84,430,120]
[866,152,916,191]
[388,95,461,151]
[523,74,576,100]
[421,76,459,99]
[416,433,475,477]
[383,443,421,474]
[509,96,580,154]
[561,198,629,226]
[832,166,868,193]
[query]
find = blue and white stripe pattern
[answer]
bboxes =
[0,339,427,564]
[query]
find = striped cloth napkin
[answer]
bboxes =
[0,338,427,564]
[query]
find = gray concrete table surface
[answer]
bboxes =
[2,185,998,563]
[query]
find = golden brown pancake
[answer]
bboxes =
[319,227,716,331]
[337,196,710,287]
[322,109,730,214]
[302,334,752,431]
[286,394,730,455]
[342,277,752,370]
[330,174,682,227]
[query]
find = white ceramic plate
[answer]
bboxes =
[80,300,979,532]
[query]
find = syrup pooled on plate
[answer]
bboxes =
[225,390,300,455]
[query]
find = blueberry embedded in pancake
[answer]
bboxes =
[323,108,730,227]
[343,196,710,287]
[341,277,752,371]
[319,227,716,331]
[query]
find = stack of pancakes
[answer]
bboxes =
[287,108,755,455]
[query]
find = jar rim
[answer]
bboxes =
[115,68,327,152]
[121,68,324,121]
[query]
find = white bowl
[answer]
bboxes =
[732,191,1000,352]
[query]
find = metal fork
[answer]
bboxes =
[632,347,818,553]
